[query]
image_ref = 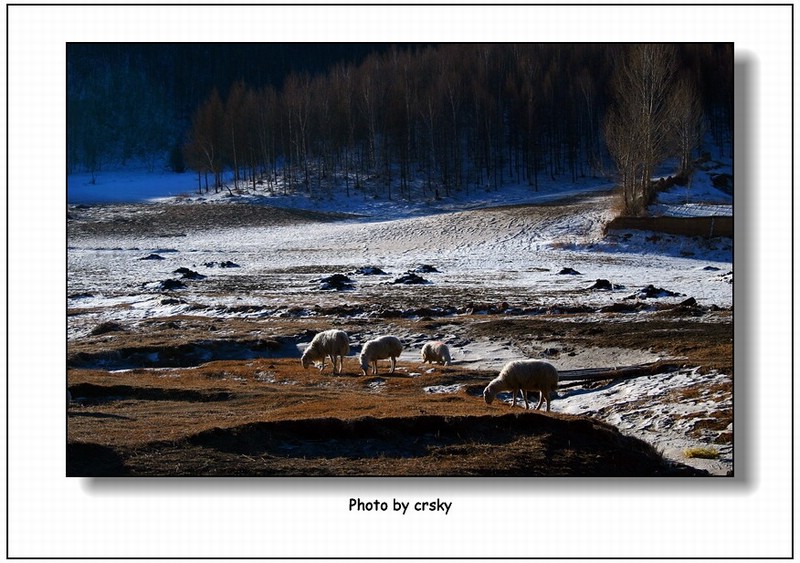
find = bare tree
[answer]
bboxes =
[605,44,679,215]
[224,81,248,190]
[669,72,705,179]
[185,88,225,192]
[330,63,359,197]
[356,57,380,177]
[283,72,313,190]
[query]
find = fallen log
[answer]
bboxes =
[557,360,683,383]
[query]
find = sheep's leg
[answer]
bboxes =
[523,390,529,410]
[390,356,396,373]
[511,389,518,408]
[535,391,545,411]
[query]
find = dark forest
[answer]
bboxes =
[67,43,732,214]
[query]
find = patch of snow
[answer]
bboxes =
[423,384,465,394]
[555,367,732,475]
[366,378,386,392]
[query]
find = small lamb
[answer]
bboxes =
[421,341,452,366]
[483,359,559,411]
[300,329,350,375]
[359,335,403,376]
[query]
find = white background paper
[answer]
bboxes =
[6,3,793,558]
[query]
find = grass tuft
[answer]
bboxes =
[683,446,719,459]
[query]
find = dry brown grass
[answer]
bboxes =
[67,300,730,477]
[683,446,719,459]
[68,355,708,477]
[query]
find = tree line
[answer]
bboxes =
[182,43,732,213]
[67,43,391,179]
[66,43,732,214]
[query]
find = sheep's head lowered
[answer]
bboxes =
[483,381,499,405]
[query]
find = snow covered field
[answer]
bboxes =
[68,157,733,474]
[68,159,733,320]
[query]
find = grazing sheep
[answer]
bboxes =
[301,329,350,374]
[359,335,403,376]
[421,341,452,366]
[483,360,559,411]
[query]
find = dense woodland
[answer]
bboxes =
[67,43,733,214]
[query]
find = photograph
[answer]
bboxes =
[66,42,734,478]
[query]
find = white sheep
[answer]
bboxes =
[359,335,403,376]
[483,359,559,411]
[300,329,350,374]
[421,341,452,366]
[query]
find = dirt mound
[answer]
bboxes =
[174,267,206,280]
[316,273,355,291]
[71,412,705,477]
[625,285,684,299]
[351,266,388,276]
[392,272,430,285]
